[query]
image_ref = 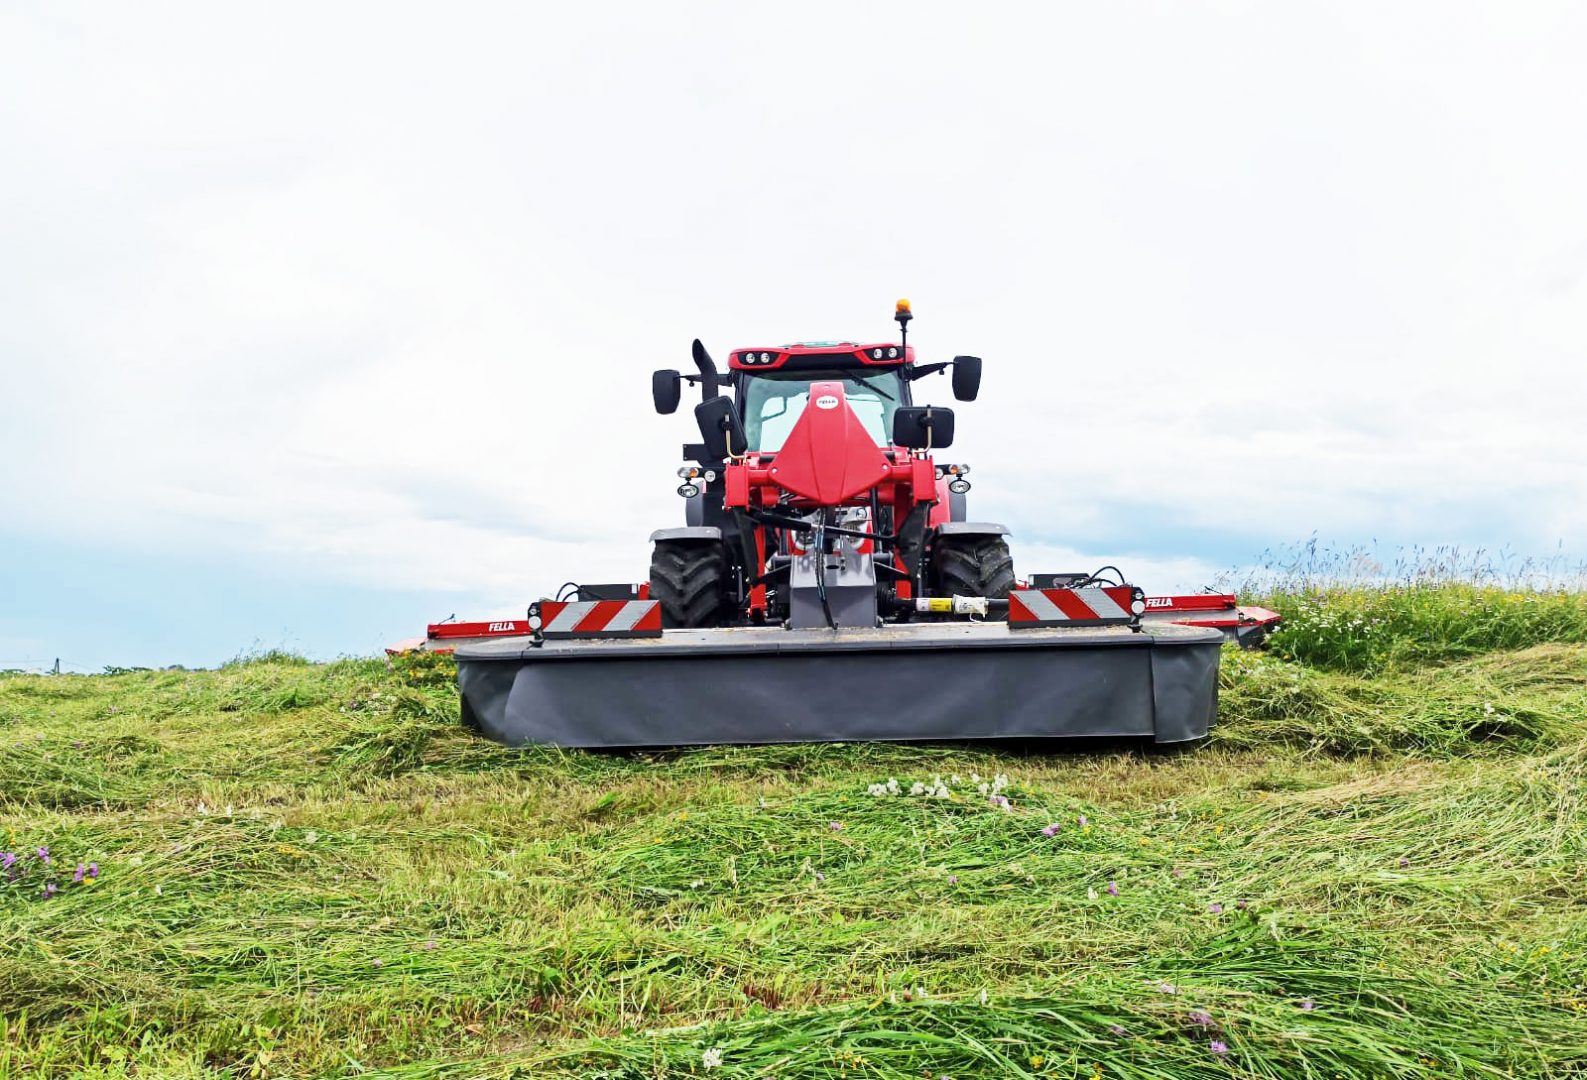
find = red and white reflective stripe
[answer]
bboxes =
[1008,586,1137,628]
[536,600,662,638]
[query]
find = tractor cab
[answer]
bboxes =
[731,347,911,453]
[651,304,983,463]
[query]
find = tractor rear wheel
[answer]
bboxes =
[649,539,732,629]
[930,534,1016,619]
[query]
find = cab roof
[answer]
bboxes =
[729,341,915,371]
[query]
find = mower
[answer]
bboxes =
[447,302,1261,748]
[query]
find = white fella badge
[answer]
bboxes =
[814,394,840,410]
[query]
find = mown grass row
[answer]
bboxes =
[3,585,1587,1077]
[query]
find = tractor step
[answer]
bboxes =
[453,621,1222,748]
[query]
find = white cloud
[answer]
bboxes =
[3,1,1584,613]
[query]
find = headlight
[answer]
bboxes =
[677,482,700,498]
[948,478,971,495]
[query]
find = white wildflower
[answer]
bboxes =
[690,880,704,889]
[702,1046,723,1069]
[1087,886,1099,900]
[910,781,927,796]
[913,985,929,998]
[886,777,900,795]
[978,988,989,1005]
[868,783,889,797]
[303,830,319,845]
[951,774,963,785]
[196,801,209,816]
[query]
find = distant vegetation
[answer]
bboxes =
[2,559,1585,1077]
[1244,539,1587,674]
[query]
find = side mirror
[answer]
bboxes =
[951,356,982,402]
[892,405,956,450]
[694,395,747,461]
[652,369,682,414]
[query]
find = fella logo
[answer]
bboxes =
[488,622,518,632]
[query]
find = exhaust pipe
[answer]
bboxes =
[691,339,721,400]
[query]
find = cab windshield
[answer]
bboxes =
[741,369,904,452]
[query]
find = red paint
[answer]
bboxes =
[427,620,529,640]
[1145,593,1236,612]
[767,382,890,506]
[728,342,914,371]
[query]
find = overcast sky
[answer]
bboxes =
[3,2,1584,670]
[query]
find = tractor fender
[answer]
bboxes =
[933,522,1010,538]
[649,526,724,543]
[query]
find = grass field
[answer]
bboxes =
[4,583,1587,1078]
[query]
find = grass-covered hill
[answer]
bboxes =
[4,583,1587,1078]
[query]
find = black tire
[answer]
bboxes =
[930,533,1016,620]
[649,540,732,629]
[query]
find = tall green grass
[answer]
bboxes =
[1245,541,1587,673]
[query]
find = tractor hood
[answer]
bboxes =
[765,382,890,505]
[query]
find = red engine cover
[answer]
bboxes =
[766,382,890,505]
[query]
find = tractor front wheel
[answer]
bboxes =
[649,540,732,629]
[930,534,1016,620]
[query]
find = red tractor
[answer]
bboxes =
[648,299,1015,631]
[429,301,1259,749]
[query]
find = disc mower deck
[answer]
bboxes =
[453,621,1222,748]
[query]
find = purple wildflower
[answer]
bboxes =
[989,795,1010,810]
[1398,856,1410,869]
[1189,1010,1214,1027]
[1235,899,1248,910]
[1298,998,1315,1011]
[108,706,118,713]
[36,846,50,865]
[87,863,98,878]
[1159,982,1178,995]
[947,875,959,885]
[828,821,844,831]
[41,882,57,899]
[815,871,826,882]
[1078,814,1089,827]
[1,853,14,870]
[1106,881,1119,896]
[72,740,83,749]
[1171,867,1184,878]
[1208,903,1223,914]
[1209,1040,1229,1056]
[1108,1024,1128,1036]
[371,957,383,967]
[422,940,437,951]
[1042,823,1061,837]
[73,864,86,883]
